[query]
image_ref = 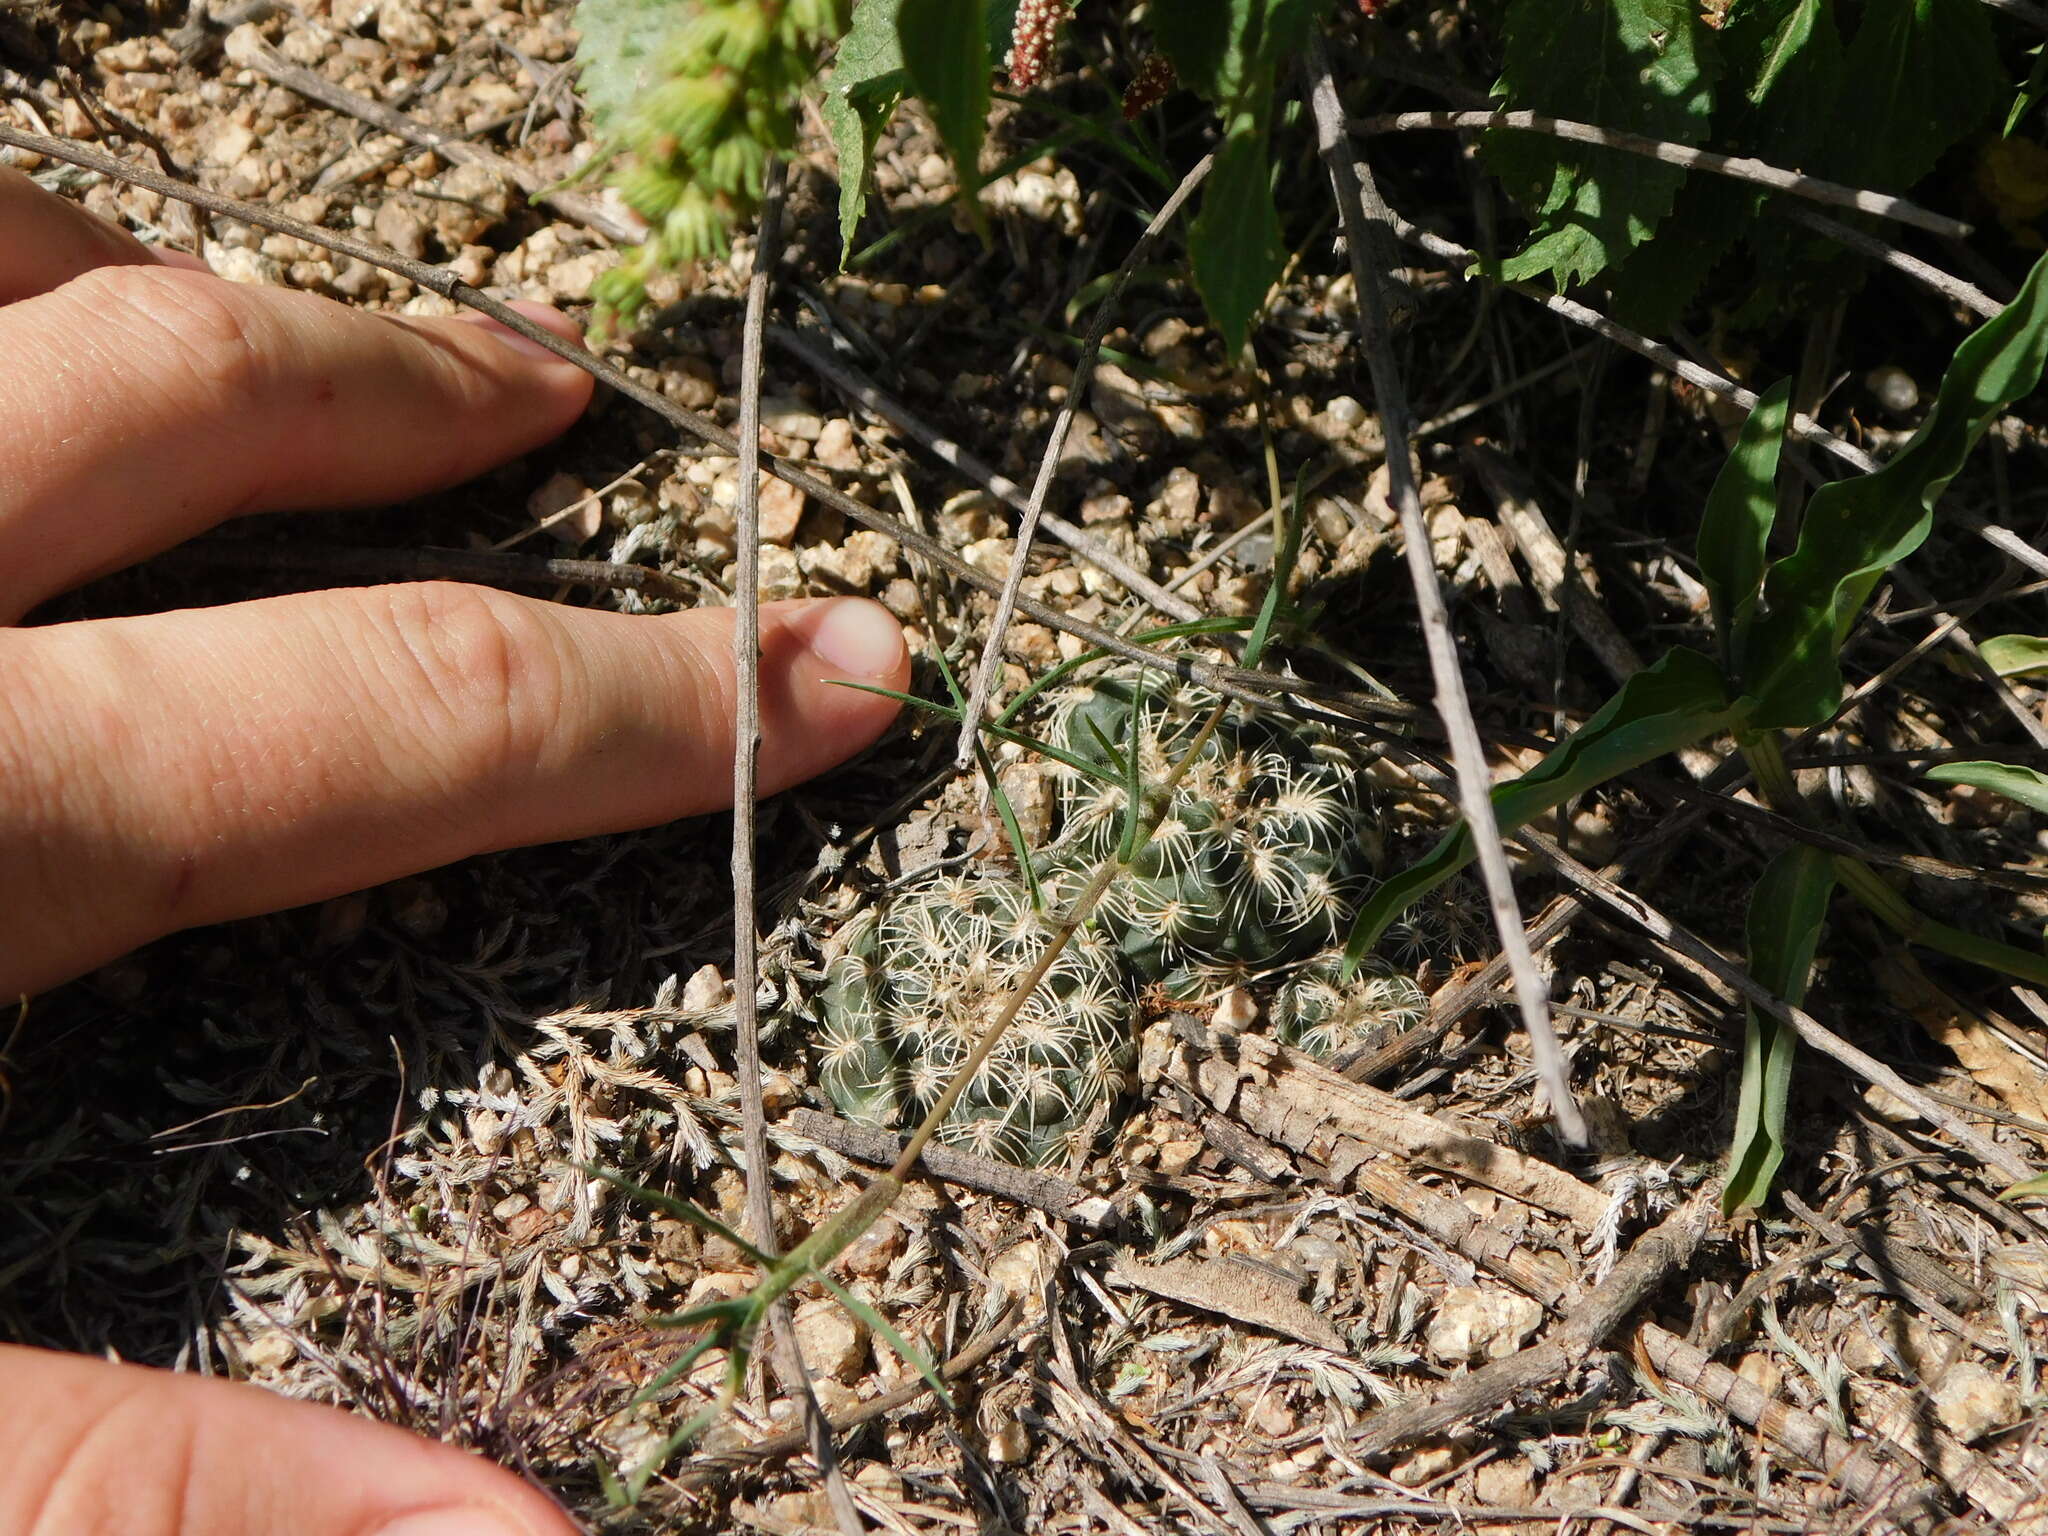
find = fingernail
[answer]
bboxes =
[809,598,906,680]
[371,1509,534,1536]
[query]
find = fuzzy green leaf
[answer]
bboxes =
[1722,844,1834,1214]
[1925,761,2048,816]
[897,0,990,217]
[1345,648,1743,965]
[1485,0,1718,289]
[1697,379,1790,672]
[1742,250,2048,728]
[1978,635,2048,679]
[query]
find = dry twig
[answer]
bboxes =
[1307,34,1586,1145]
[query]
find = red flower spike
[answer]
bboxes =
[1120,51,1175,119]
[1007,0,1065,89]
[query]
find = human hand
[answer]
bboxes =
[0,167,909,1533]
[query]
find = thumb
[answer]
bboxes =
[0,1344,578,1536]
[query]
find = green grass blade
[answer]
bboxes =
[580,1165,774,1265]
[832,680,1118,782]
[1723,844,1836,1214]
[1243,465,1307,671]
[1117,669,1149,862]
[976,739,1043,910]
[1345,648,1743,969]
[814,1273,955,1410]
[1926,760,2048,815]
[1743,248,2048,728]
[1697,379,1790,673]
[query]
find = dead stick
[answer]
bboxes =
[1347,1191,1713,1457]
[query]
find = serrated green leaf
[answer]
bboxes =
[824,0,911,259]
[1925,761,2048,815]
[1830,0,1999,191]
[1153,0,1310,106]
[1979,634,2048,678]
[1602,174,1748,334]
[898,0,990,219]
[1345,648,1743,965]
[1729,0,1843,166]
[1742,249,2048,728]
[1190,125,1284,362]
[1697,379,1790,672]
[1722,844,1834,1214]
[1485,0,1718,289]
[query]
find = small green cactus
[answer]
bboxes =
[1271,949,1429,1062]
[814,872,1137,1166]
[1044,669,1382,985]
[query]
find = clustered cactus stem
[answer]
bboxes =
[574,0,849,340]
[817,691,1233,1167]
[1044,669,1382,992]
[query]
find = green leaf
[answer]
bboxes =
[1152,0,1313,354]
[1729,0,1844,169]
[581,1165,776,1265]
[822,0,910,262]
[1485,0,1719,289]
[897,0,990,220]
[1189,125,1284,360]
[1742,250,2048,728]
[1978,634,2048,679]
[1925,761,2048,816]
[1999,1171,2048,1201]
[1722,844,1835,1214]
[1829,0,1999,191]
[1153,0,1309,105]
[1697,379,1790,672]
[2008,45,2048,137]
[1344,649,1743,965]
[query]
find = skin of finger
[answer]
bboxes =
[0,590,907,994]
[0,167,173,305]
[0,263,593,621]
[0,1344,576,1536]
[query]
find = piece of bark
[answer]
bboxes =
[1104,1250,1349,1353]
[1143,1017,1610,1231]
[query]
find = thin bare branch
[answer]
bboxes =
[1783,206,2001,319]
[1516,823,2037,1184]
[1306,33,1587,1146]
[731,163,862,1536]
[952,152,1215,769]
[1351,109,1972,239]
